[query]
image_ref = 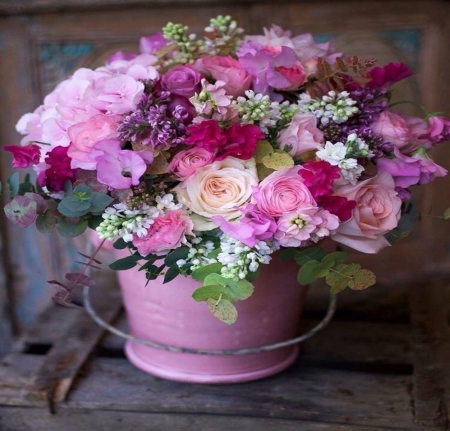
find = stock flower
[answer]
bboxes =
[253,166,316,217]
[332,172,402,253]
[132,210,194,256]
[277,113,324,157]
[175,157,258,230]
[4,144,41,168]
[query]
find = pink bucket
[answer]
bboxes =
[117,256,307,384]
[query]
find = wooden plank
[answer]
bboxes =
[24,271,123,408]
[65,357,416,429]
[1,406,436,431]
[409,279,450,428]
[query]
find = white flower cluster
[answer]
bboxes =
[217,235,279,280]
[298,90,358,125]
[235,90,281,133]
[96,194,184,242]
[176,237,217,271]
[316,133,372,184]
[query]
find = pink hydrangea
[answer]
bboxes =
[132,210,194,256]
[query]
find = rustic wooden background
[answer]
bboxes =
[0,0,449,357]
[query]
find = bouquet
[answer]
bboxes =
[3,16,450,324]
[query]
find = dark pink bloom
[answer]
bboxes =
[219,123,264,160]
[316,195,356,222]
[37,146,78,192]
[185,120,227,152]
[367,62,413,89]
[4,144,41,168]
[298,161,340,198]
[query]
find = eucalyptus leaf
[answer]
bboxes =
[348,269,376,290]
[109,255,140,270]
[113,238,129,250]
[8,172,20,197]
[58,196,91,217]
[294,246,327,266]
[207,298,238,325]
[163,265,180,283]
[191,263,223,282]
[164,247,189,266]
[89,192,114,214]
[36,210,57,234]
[56,217,88,237]
[4,195,37,227]
[321,251,347,267]
[192,285,227,302]
[297,260,320,285]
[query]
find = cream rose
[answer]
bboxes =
[175,157,258,230]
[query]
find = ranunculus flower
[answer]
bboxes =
[37,146,78,192]
[331,172,402,253]
[371,110,413,150]
[278,114,324,158]
[67,114,121,170]
[194,56,252,98]
[132,210,194,256]
[167,147,216,180]
[4,144,41,168]
[161,65,202,98]
[175,157,259,230]
[253,166,316,217]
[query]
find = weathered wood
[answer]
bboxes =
[1,407,437,431]
[24,271,123,408]
[409,279,450,427]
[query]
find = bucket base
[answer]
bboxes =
[124,340,300,384]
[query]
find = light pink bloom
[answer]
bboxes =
[253,166,316,217]
[276,61,306,90]
[278,113,324,158]
[371,110,414,150]
[132,210,194,256]
[331,172,402,253]
[67,114,121,170]
[167,147,216,180]
[275,206,339,247]
[94,139,147,189]
[194,56,252,98]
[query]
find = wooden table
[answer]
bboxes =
[0,270,449,431]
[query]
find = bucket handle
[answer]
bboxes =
[82,283,336,356]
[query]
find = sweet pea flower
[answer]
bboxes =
[425,115,450,145]
[132,210,194,256]
[4,144,41,168]
[332,172,402,253]
[367,62,413,89]
[277,113,324,158]
[139,31,170,55]
[94,139,147,189]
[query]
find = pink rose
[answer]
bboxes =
[371,110,413,149]
[278,113,324,157]
[4,144,41,168]
[67,114,120,170]
[167,147,216,180]
[132,210,194,256]
[253,166,316,217]
[161,65,202,98]
[331,172,402,253]
[194,56,252,98]
[276,61,306,90]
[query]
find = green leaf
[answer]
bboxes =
[254,140,274,163]
[202,274,254,302]
[338,263,361,276]
[113,238,129,250]
[192,285,226,302]
[348,269,376,290]
[245,265,261,282]
[444,208,450,220]
[18,174,34,194]
[207,298,237,325]
[8,172,20,198]
[326,271,349,293]
[312,261,332,278]
[56,217,88,237]
[279,248,297,262]
[164,247,189,266]
[109,255,140,270]
[297,260,320,285]
[294,246,327,266]
[73,183,93,196]
[321,251,347,267]
[88,215,104,230]
[262,151,294,170]
[58,196,91,217]
[89,192,114,214]
[36,210,57,234]
[191,263,223,282]
[163,265,180,283]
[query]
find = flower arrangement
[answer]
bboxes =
[3,16,450,324]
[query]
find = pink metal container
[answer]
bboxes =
[117,257,307,384]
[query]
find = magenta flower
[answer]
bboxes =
[298,161,340,199]
[37,146,78,192]
[185,120,227,152]
[219,123,264,160]
[367,62,413,89]
[94,139,147,189]
[161,65,202,98]
[4,144,41,168]
[425,115,450,144]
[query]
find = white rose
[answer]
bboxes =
[174,157,258,230]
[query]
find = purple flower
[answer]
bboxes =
[139,32,170,55]
[160,65,202,98]
[237,42,297,94]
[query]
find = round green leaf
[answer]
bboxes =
[207,298,238,325]
[348,269,376,290]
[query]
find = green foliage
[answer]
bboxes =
[191,263,223,282]
[8,172,20,198]
[164,247,189,266]
[109,254,141,270]
[292,247,376,293]
[57,184,113,217]
[56,217,88,237]
[4,195,37,227]
[207,298,237,325]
